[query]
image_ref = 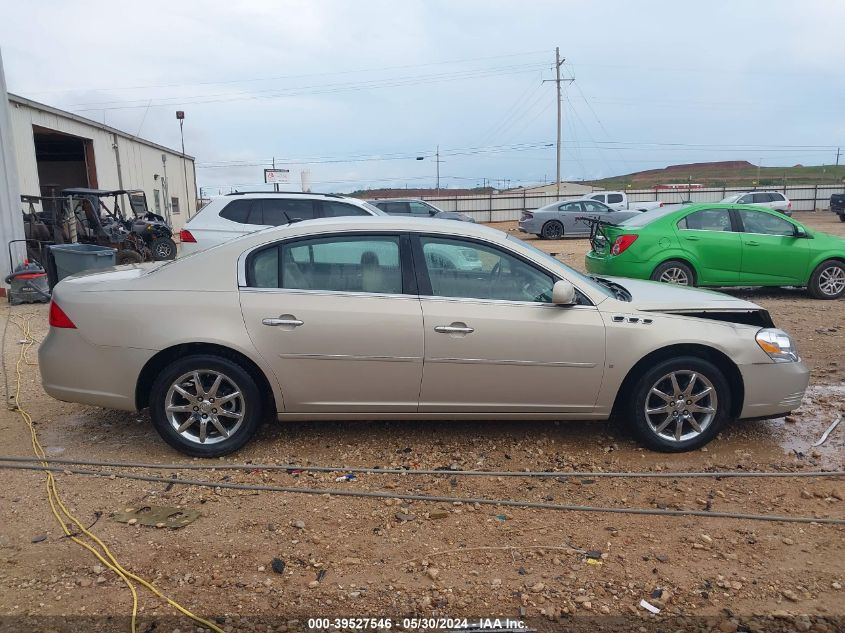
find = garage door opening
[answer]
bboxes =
[32,125,98,198]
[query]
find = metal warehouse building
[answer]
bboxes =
[8,94,197,227]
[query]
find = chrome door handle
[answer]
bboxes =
[745,240,759,246]
[684,236,699,241]
[262,317,304,327]
[434,324,474,334]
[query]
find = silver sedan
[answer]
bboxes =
[519,198,639,239]
[40,217,808,457]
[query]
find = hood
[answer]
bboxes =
[604,276,762,312]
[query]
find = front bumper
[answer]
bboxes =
[39,327,155,411]
[738,360,810,419]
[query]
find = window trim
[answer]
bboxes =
[409,232,592,306]
[241,231,416,295]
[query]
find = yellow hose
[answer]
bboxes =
[7,312,225,633]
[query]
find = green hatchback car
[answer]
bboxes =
[585,204,845,299]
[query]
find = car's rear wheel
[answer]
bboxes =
[626,356,730,452]
[541,221,564,240]
[651,260,695,286]
[808,259,845,300]
[839,214,845,223]
[150,355,263,457]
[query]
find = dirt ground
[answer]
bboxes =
[0,212,843,633]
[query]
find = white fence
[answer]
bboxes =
[419,184,845,223]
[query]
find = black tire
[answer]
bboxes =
[807,259,845,300]
[116,249,144,265]
[541,221,564,240]
[839,214,845,223]
[625,356,731,452]
[650,260,696,286]
[150,237,177,260]
[149,354,263,457]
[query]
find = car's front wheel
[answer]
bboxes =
[651,260,695,286]
[541,220,564,240]
[808,259,845,300]
[151,237,177,260]
[626,356,730,452]
[150,355,263,457]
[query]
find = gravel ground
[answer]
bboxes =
[0,212,843,633]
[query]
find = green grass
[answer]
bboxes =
[584,162,845,190]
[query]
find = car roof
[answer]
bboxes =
[222,191,350,200]
[368,198,430,203]
[253,214,502,239]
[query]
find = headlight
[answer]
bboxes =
[756,328,799,363]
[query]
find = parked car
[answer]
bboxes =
[831,193,845,222]
[179,192,385,255]
[519,198,640,239]
[368,198,475,223]
[720,191,792,216]
[41,216,808,457]
[585,204,845,299]
[587,191,663,212]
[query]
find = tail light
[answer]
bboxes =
[179,229,196,243]
[658,202,664,207]
[49,302,76,329]
[787,201,792,209]
[611,234,638,256]
[521,211,534,220]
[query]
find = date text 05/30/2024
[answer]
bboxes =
[307,617,528,630]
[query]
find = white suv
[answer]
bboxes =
[179,192,385,255]
[721,191,792,216]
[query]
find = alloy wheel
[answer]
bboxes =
[165,370,245,445]
[644,370,717,443]
[818,265,845,297]
[658,266,690,285]
[155,242,173,258]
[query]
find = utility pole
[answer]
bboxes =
[543,48,570,198]
[435,145,441,192]
[272,157,279,192]
[836,147,841,168]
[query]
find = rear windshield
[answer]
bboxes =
[618,206,680,227]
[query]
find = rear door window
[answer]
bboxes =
[677,208,733,231]
[752,193,771,204]
[261,199,317,226]
[380,202,411,215]
[278,236,403,294]
[558,202,582,212]
[607,193,624,204]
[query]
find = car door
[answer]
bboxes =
[675,208,742,284]
[559,201,592,235]
[238,233,424,413]
[736,209,810,284]
[413,234,606,414]
[605,193,625,211]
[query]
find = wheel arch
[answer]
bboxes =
[611,343,744,420]
[136,342,278,415]
[652,256,699,283]
[806,254,845,284]
[541,218,564,236]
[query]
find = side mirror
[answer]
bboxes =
[430,209,438,216]
[552,279,577,306]
[794,226,810,238]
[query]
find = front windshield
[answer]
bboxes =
[506,234,615,298]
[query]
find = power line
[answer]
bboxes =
[20,50,550,95]
[69,63,548,111]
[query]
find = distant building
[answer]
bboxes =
[6,93,197,231]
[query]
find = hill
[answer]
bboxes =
[585,161,845,190]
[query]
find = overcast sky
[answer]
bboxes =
[2,0,844,193]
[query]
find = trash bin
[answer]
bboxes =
[47,244,116,289]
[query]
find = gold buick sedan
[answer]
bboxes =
[39,216,809,457]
